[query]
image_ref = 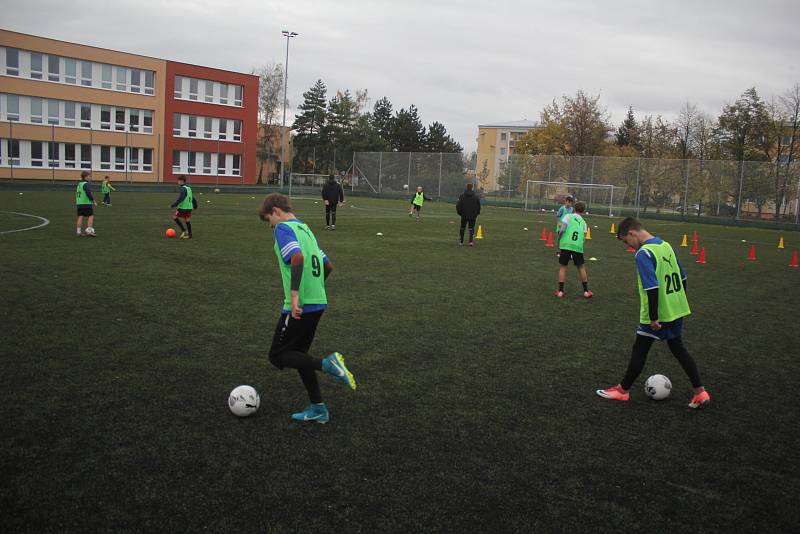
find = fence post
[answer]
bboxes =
[51,125,56,182]
[635,158,641,218]
[683,158,690,220]
[378,151,382,195]
[736,161,745,221]
[589,155,595,205]
[548,154,552,181]
[9,120,14,180]
[438,152,443,199]
[795,176,800,225]
[407,152,411,190]
[351,152,355,192]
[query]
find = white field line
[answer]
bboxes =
[0,211,51,234]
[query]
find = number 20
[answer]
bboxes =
[664,273,682,294]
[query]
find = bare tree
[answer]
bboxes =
[777,83,800,217]
[676,101,698,160]
[253,63,284,183]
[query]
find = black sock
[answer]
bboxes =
[558,282,565,291]
[325,210,330,226]
[667,337,702,388]
[621,335,655,390]
[174,218,186,232]
[459,227,465,243]
[469,227,475,241]
[186,221,192,237]
[331,212,336,226]
[582,282,589,291]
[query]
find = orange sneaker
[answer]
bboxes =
[688,390,711,409]
[596,384,630,401]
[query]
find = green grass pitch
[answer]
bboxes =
[1,189,799,532]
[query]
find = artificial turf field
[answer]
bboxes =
[1,189,799,533]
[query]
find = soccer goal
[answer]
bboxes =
[289,173,332,187]
[524,181,626,216]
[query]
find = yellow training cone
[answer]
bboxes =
[476,225,483,240]
[609,223,616,235]
[585,226,592,240]
[680,234,688,247]
[778,236,785,249]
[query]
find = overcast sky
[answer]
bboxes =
[3,0,799,152]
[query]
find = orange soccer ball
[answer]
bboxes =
[165,228,176,238]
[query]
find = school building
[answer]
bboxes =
[475,119,540,191]
[0,29,259,184]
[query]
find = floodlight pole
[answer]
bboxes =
[280,30,298,194]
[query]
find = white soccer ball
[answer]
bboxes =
[228,385,260,416]
[644,374,672,400]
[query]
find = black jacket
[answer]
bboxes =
[456,189,481,219]
[321,180,344,203]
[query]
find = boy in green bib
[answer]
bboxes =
[409,186,431,220]
[555,201,592,298]
[170,175,197,239]
[258,193,356,423]
[101,176,116,206]
[596,218,710,409]
[75,170,98,237]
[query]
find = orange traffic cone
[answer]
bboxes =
[696,247,706,264]
[690,240,698,255]
[540,227,547,241]
[691,230,698,243]
[545,232,554,247]
[747,244,756,261]
[790,250,798,268]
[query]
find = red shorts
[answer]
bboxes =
[174,209,192,220]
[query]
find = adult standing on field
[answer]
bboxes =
[75,170,97,237]
[456,182,481,246]
[170,175,197,239]
[596,217,711,409]
[258,192,356,423]
[555,201,592,298]
[101,176,116,206]
[321,174,344,230]
[409,186,431,220]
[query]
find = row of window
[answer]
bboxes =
[1,94,153,133]
[1,47,155,95]
[174,75,242,107]
[172,113,241,141]
[1,139,154,172]
[172,150,241,176]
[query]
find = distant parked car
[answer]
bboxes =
[675,204,700,214]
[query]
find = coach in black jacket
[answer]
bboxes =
[321,175,345,229]
[456,183,481,246]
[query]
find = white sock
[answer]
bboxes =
[76,228,82,235]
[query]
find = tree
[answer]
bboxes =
[391,105,426,152]
[253,63,284,183]
[371,97,394,144]
[615,106,641,151]
[425,121,463,153]
[776,83,800,218]
[292,80,328,173]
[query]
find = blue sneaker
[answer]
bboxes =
[322,352,357,390]
[291,403,329,423]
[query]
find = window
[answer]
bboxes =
[203,117,212,139]
[64,143,76,168]
[64,102,75,127]
[115,146,125,170]
[143,110,152,133]
[47,142,59,167]
[115,109,126,131]
[218,119,227,140]
[48,100,60,125]
[173,114,181,136]
[217,153,227,175]
[80,144,92,169]
[233,120,241,141]
[5,48,19,76]
[116,67,127,91]
[783,136,795,146]
[80,104,91,128]
[189,79,198,100]
[188,116,197,137]
[47,55,60,82]
[129,110,140,132]
[30,53,43,79]
[130,69,141,93]
[101,146,111,170]
[234,85,243,106]
[143,148,152,171]
[174,76,183,98]
[202,152,212,173]
[232,154,241,175]
[65,59,77,84]
[144,71,154,95]
[500,147,507,155]
[80,61,92,86]
[100,106,111,130]
[31,141,43,166]
[204,81,214,103]
[102,64,112,89]
[30,98,43,124]
[6,94,19,121]
[128,147,139,171]
[8,139,21,165]
[501,133,507,141]
[172,150,181,172]
[219,83,228,105]
[188,151,196,173]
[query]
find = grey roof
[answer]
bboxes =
[478,119,539,129]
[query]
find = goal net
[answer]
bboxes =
[524,181,625,217]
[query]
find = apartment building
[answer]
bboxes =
[0,29,258,184]
[475,119,539,191]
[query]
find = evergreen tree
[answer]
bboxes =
[615,106,640,150]
[372,97,394,143]
[292,80,328,172]
[391,105,426,152]
[425,121,463,153]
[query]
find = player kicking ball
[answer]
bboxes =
[259,193,356,424]
[596,217,710,409]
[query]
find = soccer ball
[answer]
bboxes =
[228,385,260,416]
[644,374,672,400]
[165,228,176,238]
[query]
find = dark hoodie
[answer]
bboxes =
[321,177,344,204]
[456,188,481,219]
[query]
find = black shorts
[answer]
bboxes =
[558,249,585,266]
[77,205,93,216]
[268,311,323,368]
[412,204,422,212]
